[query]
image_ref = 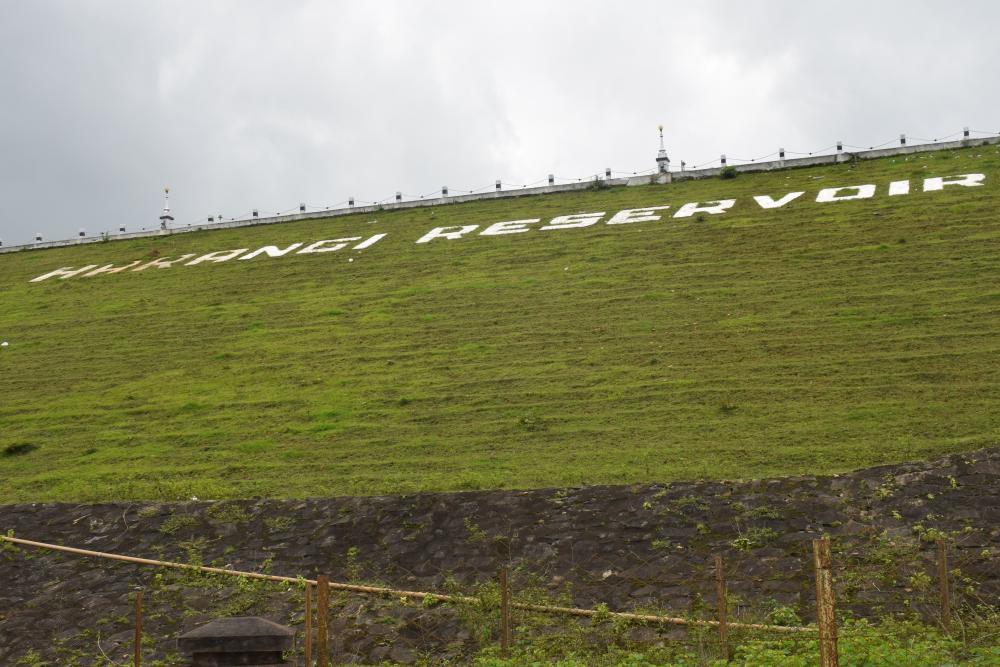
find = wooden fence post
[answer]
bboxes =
[134,589,143,667]
[499,565,511,658]
[317,575,330,667]
[813,538,839,667]
[714,554,728,661]
[937,539,951,632]
[304,582,313,666]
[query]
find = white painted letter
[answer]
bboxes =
[133,254,197,271]
[30,265,99,283]
[238,243,304,260]
[816,184,876,202]
[541,212,604,230]
[415,225,479,244]
[84,261,142,276]
[673,200,736,218]
[481,219,540,236]
[353,233,387,250]
[923,173,985,191]
[186,248,250,265]
[297,238,362,254]
[607,206,670,225]
[888,180,910,196]
[752,192,804,209]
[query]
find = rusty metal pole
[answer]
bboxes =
[304,582,313,666]
[714,554,728,661]
[316,575,330,667]
[133,589,143,667]
[813,538,839,667]
[937,539,951,633]
[499,565,511,658]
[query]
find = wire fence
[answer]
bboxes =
[1,532,997,666]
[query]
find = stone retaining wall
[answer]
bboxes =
[1,447,997,663]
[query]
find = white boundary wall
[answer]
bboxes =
[3,135,997,255]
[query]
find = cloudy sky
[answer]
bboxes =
[1,1,997,247]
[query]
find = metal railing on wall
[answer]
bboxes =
[2,128,998,253]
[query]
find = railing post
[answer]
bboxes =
[499,565,511,658]
[938,539,951,632]
[813,537,839,667]
[714,554,728,661]
[134,589,143,667]
[304,582,313,666]
[316,575,330,667]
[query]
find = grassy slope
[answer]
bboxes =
[1,146,999,502]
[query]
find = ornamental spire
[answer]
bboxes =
[159,187,174,230]
[656,125,670,173]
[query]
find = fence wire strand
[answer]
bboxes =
[3,525,998,665]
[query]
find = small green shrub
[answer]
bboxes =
[731,527,779,551]
[1,529,25,559]
[263,516,294,531]
[745,505,782,520]
[205,501,250,524]
[464,517,488,543]
[15,649,47,666]
[159,513,198,535]
[345,546,361,581]
[766,604,802,626]
[720,165,738,179]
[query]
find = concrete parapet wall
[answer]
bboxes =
[659,136,1000,183]
[3,135,997,255]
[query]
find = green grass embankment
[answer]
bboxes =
[1,146,998,501]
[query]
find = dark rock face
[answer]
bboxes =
[1,448,998,664]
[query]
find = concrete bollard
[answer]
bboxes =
[964,127,970,138]
[79,229,86,238]
[442,186,448,197]
[252,209,259,218]
[605,167,611,179]
[178,617,294,666]
[548,174,554,185]
[836,141,843,152]
[396,191,402,202]
[900,134,906,146]
[495,180,501,191]
[349,197,354,207]
[299,203,306,212]
[720,154,727,166]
